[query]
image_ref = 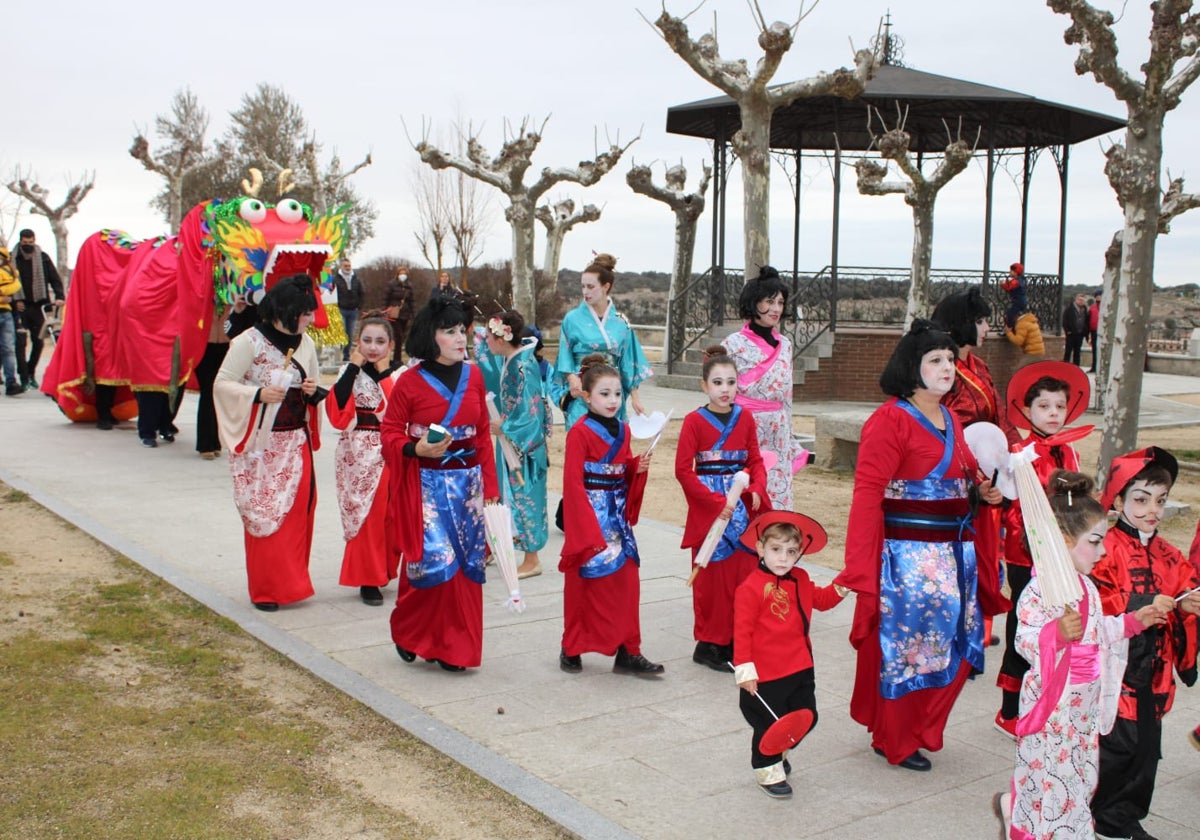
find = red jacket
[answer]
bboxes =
[1092,521,1199,720]
[734,565,842,682]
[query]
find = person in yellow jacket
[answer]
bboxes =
[0,247,23,395]
[1005,308,1045,356]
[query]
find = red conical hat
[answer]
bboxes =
[740,511,827,556]
[1006,361,1090,431]
[1100,446,1179,513]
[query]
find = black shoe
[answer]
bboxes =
[692,641,732,672]
[613,645,665,676]
[141,437,158,448]
[395,645,416,663]
[24,377,37,390]
[760,780,793,799]
[159,432,175,443]
[253,601,279,612]
[5,385,22,397]
[435,660,466,672]
[359,585,383,606]
[873,747,931,771]
[559,649,582,673]
[1130,823,1160,840]
[96,417,114,430]
[783,758,792,776]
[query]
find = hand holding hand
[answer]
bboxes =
[1058,605,1083,642]
[1133,603,1168,628]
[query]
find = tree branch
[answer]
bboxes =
[1047,0,1145,105]
[655,9,750,98]
[528,133,639,200]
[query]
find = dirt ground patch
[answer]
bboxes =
[0,487,571,840]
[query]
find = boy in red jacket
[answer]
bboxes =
[733,511,848,799]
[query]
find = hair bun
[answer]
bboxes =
[1048,469,1094,499]
[703,344,729,361]
[579,353,609,374]
[591,253,617,271]
[755,265,780,281]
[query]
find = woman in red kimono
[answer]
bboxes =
[932,288,1019,640]
[214,275,326,612]
[326,316,399,607]
[675,346,768,671]
[836,320,1001,771]
[381,298,498,671]
[559,354,662,676]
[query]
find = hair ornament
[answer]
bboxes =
[488,316,513,342]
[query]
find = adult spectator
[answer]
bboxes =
[1088,290,1102,372]
[333,258,364,361]
[432,269,461,301]
[1061,293,1088,366]
[0,247,21,396]
[11,229,64,389]
[383,265,415,361]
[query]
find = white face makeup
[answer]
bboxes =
[581,272,608,308]
[918,348,956,397]
[357,325,392,363]
[1067,517,1108,576]
[1115,479,1170,534]
[434,323,468,364]
[585,374,623,418]
[702,363,739,409]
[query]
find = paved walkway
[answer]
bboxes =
[2,372,1199,839]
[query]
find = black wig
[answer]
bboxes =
[258,274,318,333]
[879,319,959,398]
[406,296,471,361]
[931,287,991,348]
[737,265,790,322]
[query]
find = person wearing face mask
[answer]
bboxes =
[333,258,364,362]
[11,229,64,390]
[1088,447,1199,840]
[721,266,811,511]
[383,265,415,361]
[836,320,1002,773]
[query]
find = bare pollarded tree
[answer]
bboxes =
[651,2,875,272]
[448,159,492,290]
[853,111,975,327]
[411,159,453,273]
[129,88,214,233]
[536,198,602,291]
[295,140,373,216]
[6,168,96,285]
[626,159,712,302]
[413,117,636,322]
[1048,0,1200,484]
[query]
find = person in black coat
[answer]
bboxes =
[333,258,364,360]
[1061,293,1088,366]
[11,229,64,389]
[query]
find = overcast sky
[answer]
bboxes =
[9,0,1199,288]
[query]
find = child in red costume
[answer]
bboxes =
[1089,447,1200,840]
[326,317,399,607]
[733,511,847,799]
[558,354,662,676]
[675,345,768,671]
[1190,518,1200,752]
[995,361,1091,738]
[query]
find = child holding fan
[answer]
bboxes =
[675,345,768,671]
[326,316,399,606]
[559,354,663,676]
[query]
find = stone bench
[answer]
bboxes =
[814,409,874,470]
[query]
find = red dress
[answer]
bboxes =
[560,417,648,657]
[675,405,768,645]
[326,365,399,588]
[835,399,982,763]
[381,362,498,668]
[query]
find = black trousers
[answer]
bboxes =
[1063,332,1085,365]
[739,668,817,768]
[998,563,1033,719]
[1092,690,1161,836]
[194,342,228,452]
[95,384,116,422]
[135,391,182,441]
[22,303,46,381]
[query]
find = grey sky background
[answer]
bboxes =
[9,0,1199,288]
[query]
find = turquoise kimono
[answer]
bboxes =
[553,301,652,429]
[474,334,550,552]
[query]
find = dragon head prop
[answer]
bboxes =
[204,171,350,328]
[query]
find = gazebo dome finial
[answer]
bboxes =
[872,10,906,68]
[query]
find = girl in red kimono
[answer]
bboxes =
[214,275,326,612]
[835,320,1002,771]
[381,298,498,672]
[1089,447,1200,840]
[932,288,1019,642]
[994,361,1090,738]
[559,354,662,676]
[326,316,399,607]
[675,345,767,671]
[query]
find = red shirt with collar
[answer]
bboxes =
[733,565,843,683]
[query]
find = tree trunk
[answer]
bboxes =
[508,198,537,323]
[49,219,71,287]
[1095,231,1121,405]
[543,229,565,292]
[1097,124,1162,487]
[734,95,772,272]
[167,174,184,234]
[906,199,935,328]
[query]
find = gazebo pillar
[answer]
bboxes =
[1020,145,1034,264]
[830,144,842,329]
[1055,143,1070,321]
[792,143,801,283]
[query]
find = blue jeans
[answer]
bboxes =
[0,312,16,388]
[340,308,358,361]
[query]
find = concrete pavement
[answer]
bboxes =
[2,371,1199,839]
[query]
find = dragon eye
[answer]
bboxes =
[239,199,267,223]
[276,198,305,224]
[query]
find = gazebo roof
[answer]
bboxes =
[665,63,1126,152]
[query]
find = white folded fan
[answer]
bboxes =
[628,410,669,440]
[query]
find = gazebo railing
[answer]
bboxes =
[667,264,1064,371]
